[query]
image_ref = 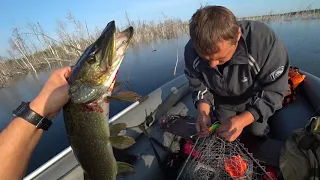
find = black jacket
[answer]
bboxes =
[184,20,290,122]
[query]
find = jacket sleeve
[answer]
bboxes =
[246,37,290,122]
[184,46,214,108]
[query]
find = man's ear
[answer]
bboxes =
[237,27,241,41]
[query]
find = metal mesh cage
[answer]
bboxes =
[177,135,271,180]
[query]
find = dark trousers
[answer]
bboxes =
[211,101,270,137]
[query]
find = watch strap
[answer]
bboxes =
[13,102,52,131]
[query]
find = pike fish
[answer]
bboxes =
[63,21,138,180]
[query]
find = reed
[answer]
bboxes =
[0,12,189,87]
[123,12,189,45]
[1,8,320,87]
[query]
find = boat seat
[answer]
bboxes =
[240,94,316,167]
[268,95,315,141]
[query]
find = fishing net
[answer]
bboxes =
[177,135,272,180]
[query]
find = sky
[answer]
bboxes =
[1,0,319,57]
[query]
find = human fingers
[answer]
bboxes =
[215,121,231,133]
[53,66,71,76]
[200,116,209,132]
[217,128,236,140]
[196,118,201,133]
[62,66,72,78]
[222,128,241,142]
[58,83,70,101]
[220,132,233,142]
[49,66,72,85]
[40,84,70,119]
[205,115,212,127]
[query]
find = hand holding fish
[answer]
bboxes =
[30,66,71,119]
[0,66,71,180]
[0,20,137,180]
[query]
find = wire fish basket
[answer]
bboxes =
[177,135,272,180]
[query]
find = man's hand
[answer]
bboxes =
[196,103,212,134]
[30,66,71,119]
[196,113,212,133]
[216,111,254,142]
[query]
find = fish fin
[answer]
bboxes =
[106,91,141,102]
[110,123,127,136]
[109,136,135,150]
[113,81,122,92]
[117,161,136,175]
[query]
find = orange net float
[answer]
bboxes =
[224,154,247,179]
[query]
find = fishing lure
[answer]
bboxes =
[190,122,220,138]
[207,122,220,132]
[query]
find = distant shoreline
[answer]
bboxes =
[238,9,320,21]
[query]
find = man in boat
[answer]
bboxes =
[184,5,290,142]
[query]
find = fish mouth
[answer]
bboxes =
[68,21,134,104]
[67,21,116,86]
[94,22,134,72]
[112,26,134,68]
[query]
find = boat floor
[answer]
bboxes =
[60,90,315,180]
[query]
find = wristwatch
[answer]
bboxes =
[13,102,52,131]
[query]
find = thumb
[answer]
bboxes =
[63,66,72,78]
[200,120,208,132]
[216,122,230,133]
[205,116,212,126]
[196,121,201,133]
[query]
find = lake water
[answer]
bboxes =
[1,19,320,176]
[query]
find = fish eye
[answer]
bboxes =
[87,56,96,64]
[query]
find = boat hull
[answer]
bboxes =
[24,70,320,180]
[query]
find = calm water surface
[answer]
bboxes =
[0,19,320,175]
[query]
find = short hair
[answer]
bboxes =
[189,6,239,55]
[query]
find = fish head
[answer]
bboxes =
[68,20,134,103]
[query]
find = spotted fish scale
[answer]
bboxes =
[63,21,135,180]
